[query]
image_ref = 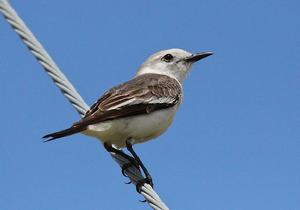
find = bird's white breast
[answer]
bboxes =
[83,106,178,148]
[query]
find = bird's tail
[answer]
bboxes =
[43,125,86,142]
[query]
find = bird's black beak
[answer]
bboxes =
[185,51,213,63]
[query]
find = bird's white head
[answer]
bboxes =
[136,48,213,83]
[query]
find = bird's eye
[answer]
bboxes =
[161,54,174,62]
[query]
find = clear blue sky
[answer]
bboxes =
[1,0,299,209]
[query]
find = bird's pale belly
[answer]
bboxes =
[83,107,177,148]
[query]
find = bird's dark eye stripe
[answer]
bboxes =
[161,54,174,62]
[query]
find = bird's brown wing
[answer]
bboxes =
[43,73,181,141]
[77,73,181,126]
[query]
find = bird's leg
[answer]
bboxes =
[103,142,140,177]
[126,139,154,192]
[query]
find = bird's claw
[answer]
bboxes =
[124,180,132,185]
[139,199,147,203]
[121,161,140,177]
[121,163,132,177]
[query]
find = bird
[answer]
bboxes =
[43,48,213,190]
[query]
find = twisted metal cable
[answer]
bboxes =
[0,1,169,210]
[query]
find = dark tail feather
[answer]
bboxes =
[43,125,86,142]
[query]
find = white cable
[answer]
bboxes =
[0,1,169,209]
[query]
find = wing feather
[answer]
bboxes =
[76,73,182,127]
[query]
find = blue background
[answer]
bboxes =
[1,0,299,209]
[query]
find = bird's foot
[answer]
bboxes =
[125,139,154,190]
[103,142,141,184]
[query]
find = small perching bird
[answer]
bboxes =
[43,48,213,189]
